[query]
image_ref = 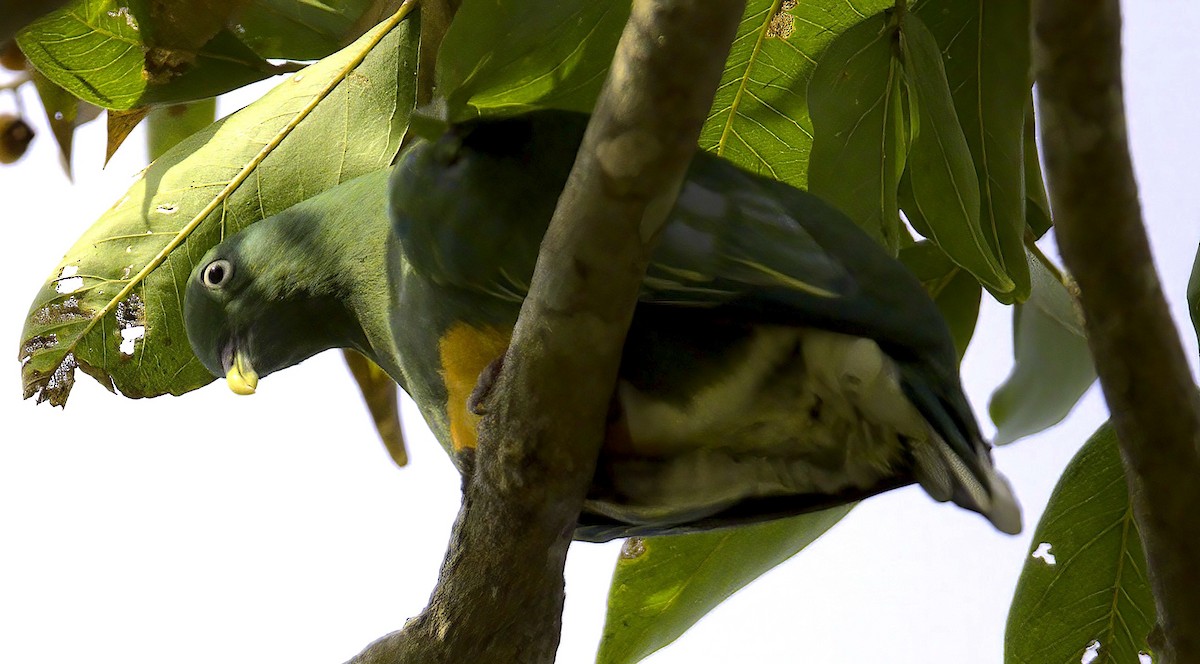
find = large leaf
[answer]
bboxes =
[436,0,630,120]
[807,10,904,251]
[701,0,889,188]
[1005,424,1155,664]
[915,0,1033,300]
[17,0,283,110]
[19,5,419,406]
[900,13,1013,295]
[989,248,1095,445]
[596,505,852,664]
[234,0,403,60]
[900,241,981,361]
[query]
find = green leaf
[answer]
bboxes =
[19,6,419,406]
[597,505,852,664]
[915,1,1033,300]
[147,99,217,162]
[234,0,400,60]
[701,0,889,189]
[1189,243,1200,354]
[900,13,1013,294]
[1005,424,1155,664]
[807,11,904,251]
[436,0,630,120]
[900,241,981,361]
[17,1,281,110]
[989,248,1095,445]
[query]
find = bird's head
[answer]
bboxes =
[184,212,367,396]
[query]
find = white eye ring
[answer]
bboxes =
[202,259,233,289]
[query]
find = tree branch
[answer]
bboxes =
[346,0,745,661]
[1033,1,1200,661]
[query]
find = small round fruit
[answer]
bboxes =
[0,114,34,164]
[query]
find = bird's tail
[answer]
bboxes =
[902,368,1022,535]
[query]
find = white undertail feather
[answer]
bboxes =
[606,328,1022,533]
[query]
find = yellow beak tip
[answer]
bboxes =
[225,361,258,396]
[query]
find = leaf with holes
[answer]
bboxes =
[596,505,851,664]
[19,6,418,406]
[900,241,981,361]
[701,0,890,189]
[1005,424,1155,664]
[900,13,1014,294]
[989,249,1095,445]
[17,1,284,110]
[807,10,904,251]
[436,0,630,120]
[914,1,1033,300]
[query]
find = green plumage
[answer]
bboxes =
[185,110,1020,540]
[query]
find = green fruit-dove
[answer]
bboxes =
[184,110,1020,540]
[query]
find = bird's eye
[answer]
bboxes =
[202,259,233,289]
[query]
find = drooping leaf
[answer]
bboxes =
[17,1,282,110]
[1005,424,1155,664]
[1025,99,1052,238]
[147,99,217,162]
[900,241,981,361]
[597,505,852,664]
[234,0,402,60]
[915,0,1033,300]
[807,10,904,251]
[436,0,630,120]
[700,0,889,189]
[343,349,407,467]
[28,68,101,176]
[900,13,1013,295]
[19,5,419,406]
[989,248,1095,445]
[1189,243,1200,355]
[106,107,151,164]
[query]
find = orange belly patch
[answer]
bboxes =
[438,322,513,451]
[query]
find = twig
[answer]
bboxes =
[1033,1,1200,661]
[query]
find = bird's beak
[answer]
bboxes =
[222,344,258,396]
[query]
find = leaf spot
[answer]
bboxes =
[20,334,58,364]
[767,1,797,40]
[1031,542,1057,565]
[32,297,88,326]
[155,203,178,215]
[620,537,646,560]
[1081,640,1101,664]
[107,6,139,30]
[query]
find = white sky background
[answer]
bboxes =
[2,3,1198,662]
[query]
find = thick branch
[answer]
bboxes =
[347,1,745,662]
[1033,1,1200,660]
